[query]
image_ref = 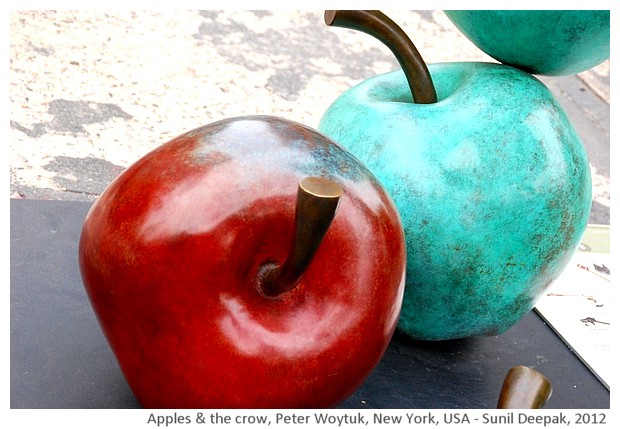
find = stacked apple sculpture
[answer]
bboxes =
[444,10,610,76]
[79,115,407,408]
[318,11,592,340]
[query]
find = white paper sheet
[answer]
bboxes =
[535,237,611,389]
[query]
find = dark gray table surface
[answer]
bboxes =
[10,198,610,409]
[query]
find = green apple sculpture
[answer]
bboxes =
[318,11,592,340]
[444,10,610,76]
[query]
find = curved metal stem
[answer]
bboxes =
[258,177,342,298]
[325,10,437,104]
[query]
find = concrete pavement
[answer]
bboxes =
[9,10,610,224]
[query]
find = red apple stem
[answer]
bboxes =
[258,177,343,298]
[497,366,553,409]
[324,10,437,104]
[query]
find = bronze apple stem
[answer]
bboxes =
[258,176,343,298]
[497,366,553,409]
[324,10,437,104]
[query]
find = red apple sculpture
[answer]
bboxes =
[78,115,406,408]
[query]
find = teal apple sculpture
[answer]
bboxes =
[444,10,610,76]
[318,11,591,340]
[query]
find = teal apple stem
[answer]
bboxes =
[324,10,437,104]
[258,177,342,298]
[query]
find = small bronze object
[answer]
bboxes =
[497,365,553,409]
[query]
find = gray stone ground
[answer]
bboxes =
[9,10,610,224]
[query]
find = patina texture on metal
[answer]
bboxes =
[444,10,610,76]
[319,11,592,340]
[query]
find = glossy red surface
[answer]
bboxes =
[79,116,406,408]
